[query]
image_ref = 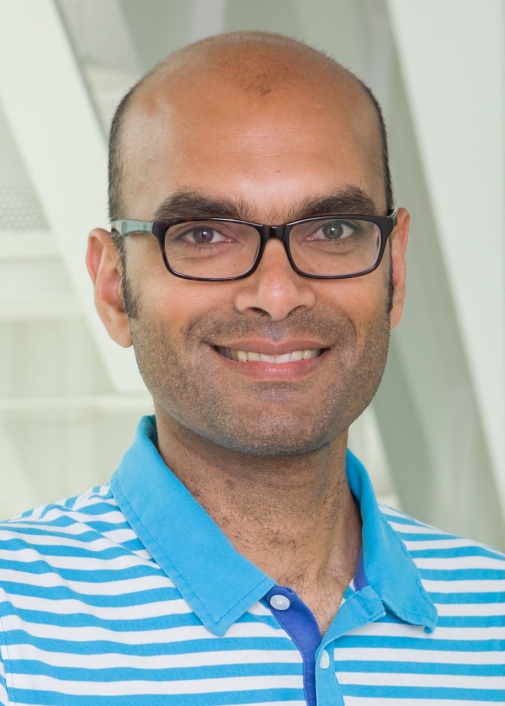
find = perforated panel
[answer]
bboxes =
[0,319,113,399]
[0,107,47,230]
[0,316,152,519]
[84,62,138,134]
[59,0,139,133]
[0,405,152,518]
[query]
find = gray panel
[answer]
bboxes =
[225,0,301,36]
[378,35,504,549]
[121,0,192,71]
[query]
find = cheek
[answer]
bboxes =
[161,284,234,329]
[323,273,389,338]
[128,304,189,415]
[131,275,236,356]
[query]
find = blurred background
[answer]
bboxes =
[0,0,503,550]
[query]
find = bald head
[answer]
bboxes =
[143,31,358,99]
[108,31,392,225]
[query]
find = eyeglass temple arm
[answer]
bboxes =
[110,220,156,237]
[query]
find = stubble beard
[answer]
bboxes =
[126,289,391,459]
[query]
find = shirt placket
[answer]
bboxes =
[315,587,385,706]
[265,584,385,706]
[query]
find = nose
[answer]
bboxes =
[233,238,316,321]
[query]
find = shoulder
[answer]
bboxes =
[0,485,149,579]
[0,485,119,541]
[379,503,504,560]
[379,503,505,597]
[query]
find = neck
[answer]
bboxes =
[155,408,362,633]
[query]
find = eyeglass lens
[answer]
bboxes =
[164,218,381,278]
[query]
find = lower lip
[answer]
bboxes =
[211,347,329,380]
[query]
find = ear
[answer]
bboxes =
[389,207,410,329]
[86,228,133,347]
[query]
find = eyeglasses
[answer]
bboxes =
[111,210,397,281]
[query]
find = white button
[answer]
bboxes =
[269,594,291,611]
[319,650,330,669]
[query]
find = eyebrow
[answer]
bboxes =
[152,186,378,223]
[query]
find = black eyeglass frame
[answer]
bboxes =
[111,210,398,282]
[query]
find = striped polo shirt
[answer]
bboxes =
[0,416,504,705]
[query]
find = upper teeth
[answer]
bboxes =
[218,347,321,363]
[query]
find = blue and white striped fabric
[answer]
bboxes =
[0,416,503,705]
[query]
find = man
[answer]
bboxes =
[0,31,503,706]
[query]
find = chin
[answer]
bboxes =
[191,412,348,459]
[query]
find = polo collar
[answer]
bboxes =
[346,452,438,632]
[111,416,274,637]
[111,416,437,637]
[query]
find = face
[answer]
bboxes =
[89,56,409,458]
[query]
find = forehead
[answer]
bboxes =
[120,46,384,221]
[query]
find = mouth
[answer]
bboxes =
[215,346,325,363]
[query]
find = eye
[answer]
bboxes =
[317,220,355,240]
[182,225,229,245]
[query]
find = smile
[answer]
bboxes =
[216,347,323,363]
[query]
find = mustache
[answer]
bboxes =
[187,309,356,345]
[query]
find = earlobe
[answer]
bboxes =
[86,228,133,348]
[389,208,410,330]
